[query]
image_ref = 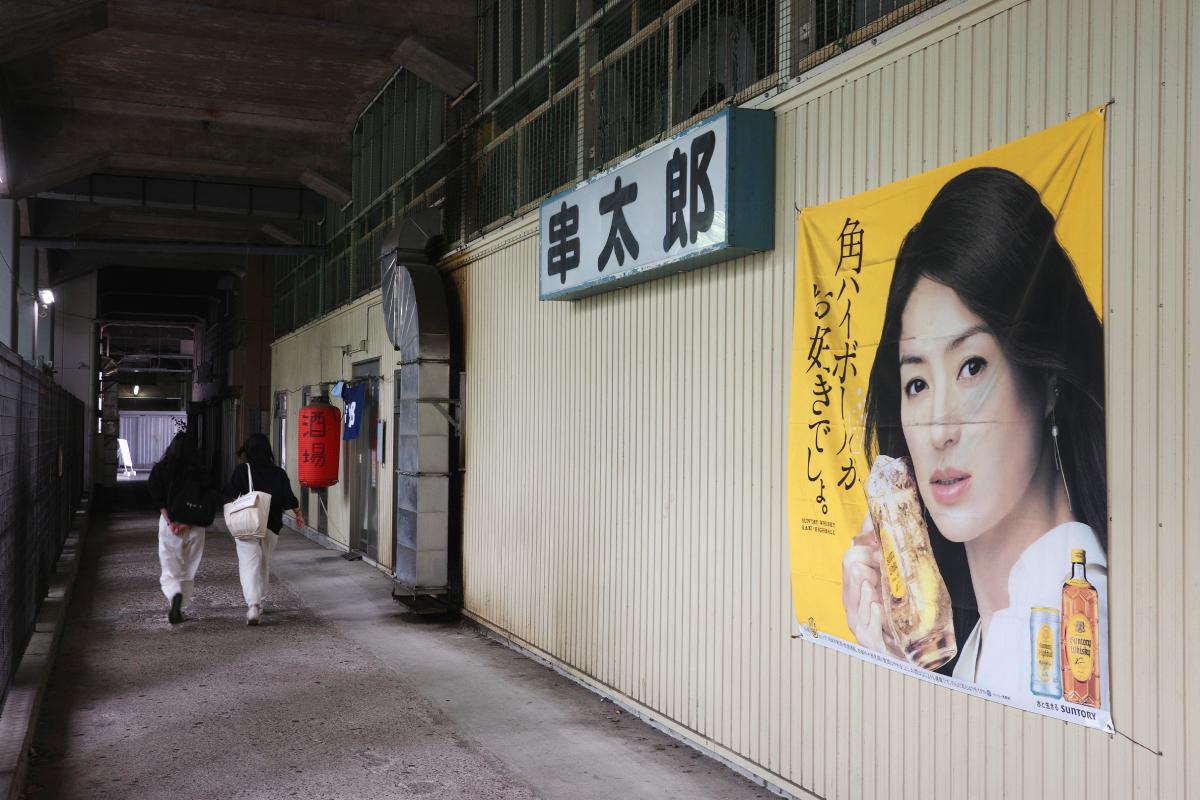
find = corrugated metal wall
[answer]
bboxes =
[117,412,186,470]
[457,0,1200,796]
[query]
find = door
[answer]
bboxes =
[347,360,381,560]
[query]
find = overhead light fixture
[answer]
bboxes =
[38,289,55,305]
[132,385,140,395]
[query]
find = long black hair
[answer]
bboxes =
[157,431,202,478]
[863,167,1106,663]
[242,433,275,467]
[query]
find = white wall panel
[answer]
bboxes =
[414,0,1197,796]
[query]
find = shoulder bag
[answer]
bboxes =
[223,464,272,541]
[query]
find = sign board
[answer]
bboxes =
[342,383,365,440]
[538,108,775,300]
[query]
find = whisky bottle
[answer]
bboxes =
[1060,548,1100,707]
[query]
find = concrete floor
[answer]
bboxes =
[23,511,770,800]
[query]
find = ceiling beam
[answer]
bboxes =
[388,34,476,97]
[108,0,473,60]
[7,153,104,199]
[6,109,350,197]
[6,38,396,117]
[21,94,349,136]
[106,153,312,184]
[299,169,351,206]
[108,210,301,240]
[110,0,399,50]
[26,237,324,256]
[97,213,290,245]
[31,200,112,238]
[0,1,108,65]
[261,223,301,245]
[51,249,250,284]
[344,33,474,120]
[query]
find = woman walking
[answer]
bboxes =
[149,432,216,624]
[225,433,305,625]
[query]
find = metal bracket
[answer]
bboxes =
[418,398,461,433]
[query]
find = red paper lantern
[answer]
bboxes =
[297,402,341,488]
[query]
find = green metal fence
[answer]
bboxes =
[274,0,946,338]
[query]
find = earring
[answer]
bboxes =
[1051,408,1073,514]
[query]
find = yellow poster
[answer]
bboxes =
[787,109,1111,731]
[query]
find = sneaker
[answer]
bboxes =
[246,604,261,626]
[168,593,183,625]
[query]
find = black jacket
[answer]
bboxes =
[224,462,300,534]
[149,460,215,518]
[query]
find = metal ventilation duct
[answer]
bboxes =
[380,209,453,596]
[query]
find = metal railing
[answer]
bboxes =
[0,343,85,705]
[274,0,946,338]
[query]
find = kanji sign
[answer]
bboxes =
[538,108,775,300]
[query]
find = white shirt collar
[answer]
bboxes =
[1006,521,1106,612]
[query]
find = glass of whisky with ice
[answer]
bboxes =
[865,455,958,670]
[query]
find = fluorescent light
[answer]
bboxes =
[38,289,54,305]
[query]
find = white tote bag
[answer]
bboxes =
[223,464,272,541]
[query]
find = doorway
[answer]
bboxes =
[347,359,381,560]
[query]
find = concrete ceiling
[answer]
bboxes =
[0,0,476,280]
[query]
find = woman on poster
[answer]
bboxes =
[841,167,1109,708]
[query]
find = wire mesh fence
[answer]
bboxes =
[595,26,669,166]
[273,0,946,338]
[0,342,85,706]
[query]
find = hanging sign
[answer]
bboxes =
[298,402,341,488]
[342,383,366,441]
[538,107,775,300]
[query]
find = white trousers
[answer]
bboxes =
[158,516,206,604]
[234,530,279,608]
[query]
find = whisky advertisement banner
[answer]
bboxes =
[787,110,1111,731]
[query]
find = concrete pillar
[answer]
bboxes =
[53,272,97,488]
